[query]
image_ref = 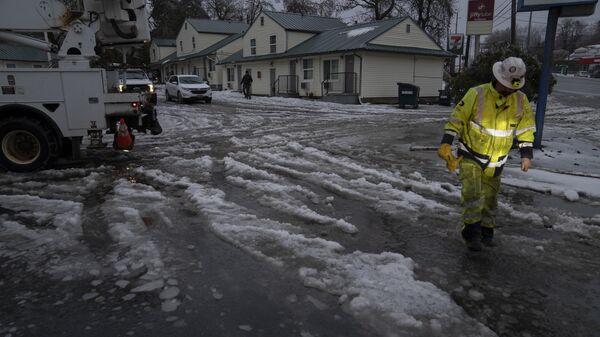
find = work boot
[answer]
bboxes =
[461,222,482,252]
[481,227,496,247]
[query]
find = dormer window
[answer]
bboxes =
[260,17,264,26]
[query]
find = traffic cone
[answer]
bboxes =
[113,118,134,151]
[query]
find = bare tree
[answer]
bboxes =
[206,0,241,20]
[398,0,454,43]
[149,0,208,37]
[556,19,586,53]
[241,0,275,24]
[314,0,340,17]
[341,0,397,20]
[284,0,318,15]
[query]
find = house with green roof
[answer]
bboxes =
[219,11,453,103]
[0,43,49,69]
[156,19,248,89]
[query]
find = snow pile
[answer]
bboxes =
[503,168,600,200]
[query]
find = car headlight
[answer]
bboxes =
[148,84,154,93]
[118,84,124,92]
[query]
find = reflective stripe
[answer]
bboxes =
[445,130,457,137]
[459,142,507,168]
[475,87,485,123]
[519,142,533,148]
[515,92,523,119]
[487,156,508,168]
[516,126,536,135]
[469,121,514,137]
[463,197,484,209]
[459,142,489,165]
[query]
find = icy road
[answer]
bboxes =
[1,88,599,337]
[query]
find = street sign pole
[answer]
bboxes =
[533,7,560,149]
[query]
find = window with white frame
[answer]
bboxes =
[260,17,264,26]
[324,59,339,80]
[180,41,183,52]
[269,35,276,54]
[250,39,256,55]
[227,68,235,82]
[192,37,195,49]
[209,58,215,71]
[302,59,313,80]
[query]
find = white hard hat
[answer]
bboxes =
[492,57,526,90]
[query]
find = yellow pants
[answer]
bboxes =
[459,159,501,229]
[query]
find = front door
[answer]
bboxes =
[270,68,276,96]
[345,55,355,94]
[289,60,297,93]
[237,65,242,91]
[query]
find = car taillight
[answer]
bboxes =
[131,102,140,108]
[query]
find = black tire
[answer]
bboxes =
[177,92,184,104]
[0,116,52,172]
[165,90,171,102]
[205,98,212,104]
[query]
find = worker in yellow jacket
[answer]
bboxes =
[438,57,536,251]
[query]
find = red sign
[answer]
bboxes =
[468,0,495,21]
[579,57,600,64]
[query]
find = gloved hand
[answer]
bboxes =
[437,144,463,173]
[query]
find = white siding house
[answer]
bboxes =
[156,19,248,88]
[219,11,453,103]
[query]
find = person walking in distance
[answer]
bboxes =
[438,57,536,251]
[241,70,253,99]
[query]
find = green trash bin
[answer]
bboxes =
[397,82,419,108]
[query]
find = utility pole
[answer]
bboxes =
[526,11,533,51]
[455,9,459,33]
[511,0,517,45]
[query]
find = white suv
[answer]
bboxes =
[165,75,212,104]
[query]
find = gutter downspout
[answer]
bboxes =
[353,52,363,104]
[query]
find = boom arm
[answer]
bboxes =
[0,0,150,61]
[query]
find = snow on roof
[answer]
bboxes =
[345,26,377,38]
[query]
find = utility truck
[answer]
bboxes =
[0,0,162,172]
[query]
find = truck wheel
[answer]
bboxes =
[0,117,51,172]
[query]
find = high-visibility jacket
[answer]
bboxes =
[441,82,536,176]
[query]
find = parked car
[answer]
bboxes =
[165,75,212,104]
[119,69,155,93]
[575,71,590,78]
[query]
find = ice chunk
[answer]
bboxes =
[131,279,164,293]
[563,190,579,202]
[238,325,252,332]
[159,287,180,300]
[161,299,181,312]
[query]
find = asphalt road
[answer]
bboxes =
[1,89,599,337]
[553,74,600,96]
